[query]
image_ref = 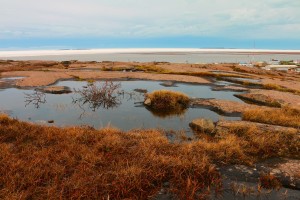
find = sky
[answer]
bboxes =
[1,0,300,50]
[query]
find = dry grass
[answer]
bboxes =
[262,83,300,95]
[0,61,61,73]
[0,115,299,199]
[145,90,190,111]
[0,115,221,200]
[259,173,282,190]
[242,106,300,128]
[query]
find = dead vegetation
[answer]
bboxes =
[0,60,61,73]
[242,106,300,128]
[259,173,282,190]
[72,81,121,111]
[145,90,190,114]
[0,115,299,199]
[0,115,221,200]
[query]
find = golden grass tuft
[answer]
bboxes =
[242,106,300,128]
[146,90,190,112]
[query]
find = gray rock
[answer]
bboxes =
[134,88,148,93]
[160,81,176,87]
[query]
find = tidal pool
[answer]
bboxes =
[0,80,243,132]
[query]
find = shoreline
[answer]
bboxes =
[1,48,300,58]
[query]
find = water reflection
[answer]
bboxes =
[2,80,243,131]
[24,91,47,109]
[146,106,187,118]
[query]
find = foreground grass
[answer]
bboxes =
[0,115,220,200]
[243,106,300,128]
[0,115,299,199]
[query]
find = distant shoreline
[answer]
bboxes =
[1,48,300,58]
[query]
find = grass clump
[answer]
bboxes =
[145,90,190,116]
[259,173,282,190]
[242,106,300,128]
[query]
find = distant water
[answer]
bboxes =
[2,52,300,63]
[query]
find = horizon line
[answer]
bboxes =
[1,48,300,58]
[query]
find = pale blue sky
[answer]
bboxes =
[1,0,300,49]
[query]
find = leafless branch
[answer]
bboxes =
[24,91,47,109]
[72,81,122,111]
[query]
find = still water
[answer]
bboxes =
[0,80,243,131]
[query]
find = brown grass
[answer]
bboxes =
[242,106,300,128]
[259,173,282,190]
[262,83,300,95]
[0,115,299,199]
[145,90,190,111]
[0,115,221,200]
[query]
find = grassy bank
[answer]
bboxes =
[243,106,300,128]
[0,115,299,199]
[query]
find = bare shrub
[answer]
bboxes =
[72,81,121,111]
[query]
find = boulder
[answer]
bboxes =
[189,118,215,134]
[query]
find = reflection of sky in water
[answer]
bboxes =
[0,80,243,131]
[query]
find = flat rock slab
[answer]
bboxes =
[219,158,300,190]
[3,71,211,87]
[215,120,299,137]
[191,98,265,115]
[38,86,72,94]
[212,85,250,92]
[235,89,300,108]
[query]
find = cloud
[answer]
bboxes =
[0,0,299,39]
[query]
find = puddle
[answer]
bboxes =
[0,80,243,131]
[1,76,25,80]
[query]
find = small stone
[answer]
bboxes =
[144,98,152,106]
[48,120,54,123]
[134,88,148,93]
[39,86,72,94]
[160,81,175,87]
